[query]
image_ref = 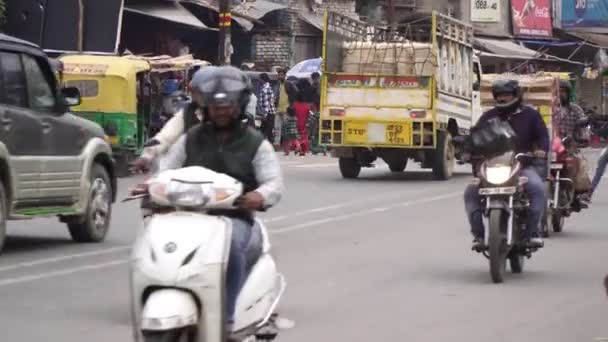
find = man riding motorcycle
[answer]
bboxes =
[556,80,587,139]
[155,65,284,336]
[464,79,549,249]
[554,79,592,204]
[131,66,219,172]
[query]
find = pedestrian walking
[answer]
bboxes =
[259,73,277,142]
[282,107,301,155]
[292,93,312,155]
[590,147,608,199]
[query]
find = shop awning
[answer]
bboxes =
[566,32,608,48]
[474,37,539,59]
[124,1,215,31]
[298,11,324,31]
[232,0,287,20]
[474,37,585,65]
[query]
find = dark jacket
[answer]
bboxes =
[184,122,265,222]
[184,123,265,193]
[476,105,550,153]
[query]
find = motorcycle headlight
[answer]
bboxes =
[485,166,512,185]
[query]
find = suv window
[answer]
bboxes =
[22,54,56,112]
[0,51,27,107]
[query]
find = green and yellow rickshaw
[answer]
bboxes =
[60,54,208,176]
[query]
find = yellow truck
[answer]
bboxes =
[319,11,483,179]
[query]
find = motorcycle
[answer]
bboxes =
[473,151,544,283]
[126,166,286,342]
[544,136,589,236]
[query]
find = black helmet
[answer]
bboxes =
[199,66,251,110]
[492,79,522,114]
[190,66,219,107]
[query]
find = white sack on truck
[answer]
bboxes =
[342,41,435,76]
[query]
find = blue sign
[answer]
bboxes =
[561,0,608,28]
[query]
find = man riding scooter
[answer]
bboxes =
[464,79,549,249]
[152,65,284,337]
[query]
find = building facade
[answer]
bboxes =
[250,0,357,70]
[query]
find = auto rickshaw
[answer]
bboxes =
[60,54,208,177]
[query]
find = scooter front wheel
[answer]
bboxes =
[143,328,192,342]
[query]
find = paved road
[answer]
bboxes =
[0,153,607,342]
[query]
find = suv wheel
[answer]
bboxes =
[68,164,112,242]
[0,182,7,254]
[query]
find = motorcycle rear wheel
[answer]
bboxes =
[552,211,565,233]
[488,209,508,283]
[508,252,525,274]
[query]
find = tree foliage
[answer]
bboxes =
[0,0,5,31]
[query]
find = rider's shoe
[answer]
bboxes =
[472,237,484,251]
[528,236,544,248]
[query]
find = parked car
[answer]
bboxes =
[0,34,116,253]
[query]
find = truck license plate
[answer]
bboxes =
[386,123,410,145]
[479,187,516,195]
[550,163,563,169]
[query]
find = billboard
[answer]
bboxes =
[511,0,553,37]
[561,0,608,28]
[471,0,501,22]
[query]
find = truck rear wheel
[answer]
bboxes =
[432,131,454,180]
[339,157,361,179]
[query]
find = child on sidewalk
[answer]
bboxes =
[281,107,301,155]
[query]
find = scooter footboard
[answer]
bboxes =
[141,289,199,331]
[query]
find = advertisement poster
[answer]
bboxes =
[561,0,608,28]
[511,0,553,37]
[471,0,501,22]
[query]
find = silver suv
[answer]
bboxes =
[0,34,116,253]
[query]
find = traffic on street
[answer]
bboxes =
[1,0,608,341]
[0,155,606,341]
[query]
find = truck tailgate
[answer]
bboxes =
[324,75,433,119]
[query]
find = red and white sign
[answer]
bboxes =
[511,0,553,37]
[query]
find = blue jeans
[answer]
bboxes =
[591,147,608,192]
[464,167,546,238]
[226,218,262,323]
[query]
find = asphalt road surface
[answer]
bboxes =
[0,152,607,342]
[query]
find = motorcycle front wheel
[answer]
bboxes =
[488,209,509,283]
[143,328,192,342]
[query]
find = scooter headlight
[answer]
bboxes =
[485,166,512,185]
[166,180,211,207]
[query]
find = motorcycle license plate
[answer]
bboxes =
[550,163,563,169]
[479,187,516,195]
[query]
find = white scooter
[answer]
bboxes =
[127,166,286,342]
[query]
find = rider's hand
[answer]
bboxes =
[533,150,547,159]
[235,191,265,210]
[129,183,149,196]
[130,157,151,174]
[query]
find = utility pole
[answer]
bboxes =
[77,0,84,52]
[386,0,396,35]
[218,0,231,65]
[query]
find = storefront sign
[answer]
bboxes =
[471,0,501,22]
[561,0,608,28]
[511,0,553,37]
